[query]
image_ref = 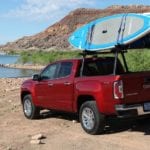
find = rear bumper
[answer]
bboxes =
[115,104,150,118]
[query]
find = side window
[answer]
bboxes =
[40,63,59,80]
[57,62,73,78]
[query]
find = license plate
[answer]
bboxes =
[143,102,150,112]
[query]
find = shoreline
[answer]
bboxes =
[1,63,45,70]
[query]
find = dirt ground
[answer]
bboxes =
[0,78,150,150]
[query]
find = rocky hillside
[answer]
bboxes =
[0,5,150,51]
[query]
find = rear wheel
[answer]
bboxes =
[23,94,40,119]
[79,101,105,135]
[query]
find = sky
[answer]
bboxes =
[0,0,149,45]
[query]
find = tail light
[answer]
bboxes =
[113,80,124,99]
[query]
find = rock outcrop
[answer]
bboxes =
[0,5,150,52]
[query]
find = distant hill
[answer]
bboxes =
[0,5,150,52]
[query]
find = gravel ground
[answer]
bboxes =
[0,78,150,150]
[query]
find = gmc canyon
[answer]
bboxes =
[21,50,150,134]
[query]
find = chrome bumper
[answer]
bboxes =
[115,104,150,118]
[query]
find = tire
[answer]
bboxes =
[79,101,105,135]
[22,94,40,119]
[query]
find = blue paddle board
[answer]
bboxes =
[69,13,150,51]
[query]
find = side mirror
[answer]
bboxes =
[32,74,40,81]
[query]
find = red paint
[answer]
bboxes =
[21,58,150,116]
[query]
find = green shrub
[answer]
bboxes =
[125,49,150,72]
[19,49,150,72]
[19,50,81,65]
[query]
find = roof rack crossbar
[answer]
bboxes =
[79,47,127,57]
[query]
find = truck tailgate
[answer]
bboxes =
[121,72,150,104]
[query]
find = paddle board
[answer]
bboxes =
[69,13,150,51]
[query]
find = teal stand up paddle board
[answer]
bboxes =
[69,13,150,51]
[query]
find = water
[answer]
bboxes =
[0,55,20,64]
[0,55,39,78]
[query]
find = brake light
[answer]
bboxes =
[113,80,124,99]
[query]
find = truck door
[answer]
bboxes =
[50,61,74,111]
[34,63,60,107]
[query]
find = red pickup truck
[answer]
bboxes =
[21,50,150,134]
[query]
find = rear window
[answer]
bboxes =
[82,57,124,76]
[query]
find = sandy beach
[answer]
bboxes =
[0,78,150,150]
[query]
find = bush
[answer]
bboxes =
[125,49,150,72]
[19,50,81,65]
[19,49,150,72]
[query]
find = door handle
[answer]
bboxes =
[64,82,71,86]
[48,83,53,87]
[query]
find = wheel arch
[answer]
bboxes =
[21,91,31,104]
[77,95,96,113]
